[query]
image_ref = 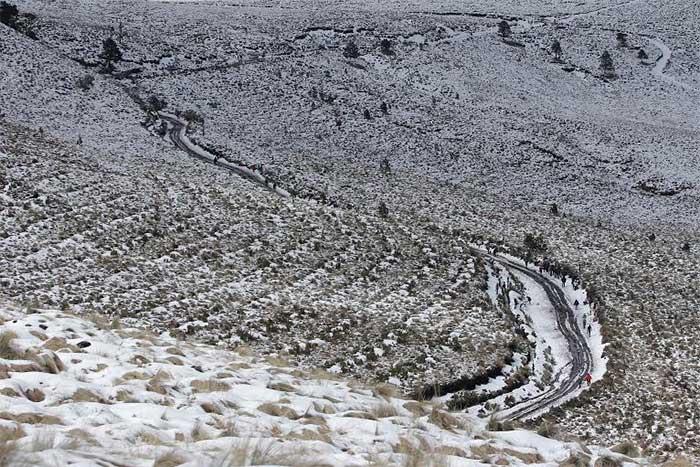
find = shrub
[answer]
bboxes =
[343,40,360,58]
[76,74,94,91]
[523,233,547,252]
[497,20,511,38]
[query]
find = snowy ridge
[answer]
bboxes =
[0,305,643,466]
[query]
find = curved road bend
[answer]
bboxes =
[474,251,595,421]
[160,113,289,197]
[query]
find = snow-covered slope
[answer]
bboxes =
[0,304,652,466]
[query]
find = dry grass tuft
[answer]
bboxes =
[0,440,20,467]
[31,351,65,374]
[29,331,48,341]
[0,332,20,360]
[71,388,105,403]
[191,379,231,394]
[30,430,56,452]
[312,401,336,415]
[370,402,400,419]
[402,401,430,417]
[342,411,378,421]
[201,401,223,415]
[0,424,25,443]
[115,389,134,402]
[208,438,317,466]
[165,347,185,357]
[265,355,290,367]
[610,440,641,458]
[154,450,188,467]
[268,381,296,393]
[0,412,62,425]
[165,356,184,366]
[372,383,400,399]
[394,437,449,467]
[0,388,19,398]
[42,337,79,353]
[428,408,461,431]
[147,369,173,395]
[257,402,300,420]
[120,370,149,381]
[136,430,167,445]
[285,427,331,444]
[191,421,212,442]
[67,428,100,447]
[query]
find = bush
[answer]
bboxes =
[497,21,511,38]
[343,40,360,58]
[523,233,547,252]
[380,38,394,56]
[76,74,94,91]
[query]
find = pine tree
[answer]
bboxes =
[343,40,360,59]
[600,50,616,78]
[497,20,511,38]
[380,38,394,56]
[363,109,371,120]
[380,157,391,175]
[0,1,18,26]
[551,39,563,62]
[378,201,389,218]
[616,32,628,48]
[380,101,388,115]
[100,37,122,72]
[637,49,648,60]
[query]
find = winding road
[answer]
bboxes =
[482,253,595,421]
[160,109,600,422]
[159,112,290,198]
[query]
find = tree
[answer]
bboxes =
[147,95,167,113]
[600,50,616,78]
[0,1,18,26]
[637,49,648,60]
[497,21,511,38]
[524,233,547,252]
[380,101,389,115]
[380,157,391,175]
[183,109,203,123]
[343,40,360,59]
[550,203,559,215]
[616,32,628,48]
[551,39,563,62]
[363,109,371,120]
[76,74,94,91]
[100,37,122,72]
[380,38,394,56]
[681,242,691,252]
[378,201,389,218]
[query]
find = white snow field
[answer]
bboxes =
[0,303,649,466]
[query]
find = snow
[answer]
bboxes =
[0,304,638,466]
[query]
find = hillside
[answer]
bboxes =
[1,0,700,463]
[0,304,652,466]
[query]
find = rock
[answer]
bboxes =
[76,341,91,348]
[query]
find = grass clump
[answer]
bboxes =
[0,332,20,360]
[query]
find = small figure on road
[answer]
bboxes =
[573,299,579,308]
[583,372,592,386]
[587,325,592,337]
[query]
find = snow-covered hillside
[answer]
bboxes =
[2,0,700,462]
[0,304,656,466]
